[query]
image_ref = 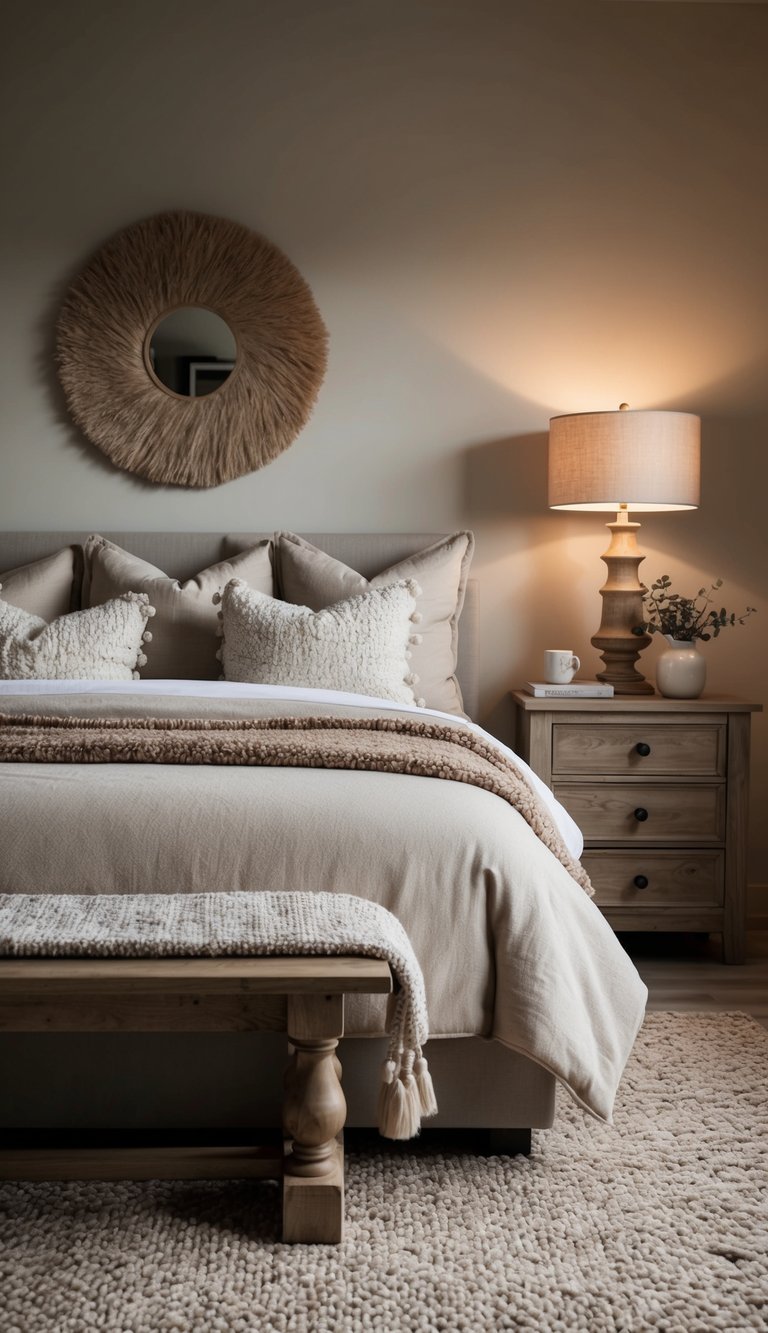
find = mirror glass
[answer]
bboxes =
[147,307,237,397]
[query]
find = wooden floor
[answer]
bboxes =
[622,930,768,1031]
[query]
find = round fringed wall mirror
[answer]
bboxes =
[56,211,328,487]
[146,307,238,398]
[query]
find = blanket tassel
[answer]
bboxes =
[414,1052,438,1117]
[378,1074,416,1140]
[378,1050,437,1140]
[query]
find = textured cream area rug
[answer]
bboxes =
[1,1013,766,1332]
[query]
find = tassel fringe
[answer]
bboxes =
[414,1055,438,1117]
[378,1047,438,1139]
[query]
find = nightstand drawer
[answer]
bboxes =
[552,723,725,777]
[582,850,725,907]
[555,782,725,843]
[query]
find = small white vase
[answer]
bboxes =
[656,637,707,699]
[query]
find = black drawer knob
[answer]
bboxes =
[633,875,649,889]
[635,742,651,757]
[633,807,649,822]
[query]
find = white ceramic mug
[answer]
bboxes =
[543,649,581,685]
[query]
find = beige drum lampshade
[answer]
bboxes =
[548,408,701,512]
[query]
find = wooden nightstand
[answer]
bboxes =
[511,692,762,964]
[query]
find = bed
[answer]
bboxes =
[0,531,647,1153]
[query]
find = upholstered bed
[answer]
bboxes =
[0,531,646,1145]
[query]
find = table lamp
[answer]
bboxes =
[548,404,701,694]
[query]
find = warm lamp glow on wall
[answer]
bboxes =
[548,404,701,694]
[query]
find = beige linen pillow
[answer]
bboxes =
[0,548,77,621]
[0,591,155,681]
[274,532,474,714]
[219,578,422,704]
[82,536,274,679]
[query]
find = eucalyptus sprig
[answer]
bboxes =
[633,575,757,642]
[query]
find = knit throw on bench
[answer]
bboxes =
[0,711,592,894]
[0,890,436,1140]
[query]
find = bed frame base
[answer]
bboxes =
[346,1126,532,1156]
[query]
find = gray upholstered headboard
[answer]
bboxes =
[0,532,479,719]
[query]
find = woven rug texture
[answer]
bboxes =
[1,1012,766,1333]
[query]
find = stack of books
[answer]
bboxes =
[524,680,614,698]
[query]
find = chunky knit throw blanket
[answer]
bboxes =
[0,711,592,894]
[0,890,435,1140]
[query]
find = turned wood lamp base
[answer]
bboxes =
[548,402,701,697]
[592,507,654,695]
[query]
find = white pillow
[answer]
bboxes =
[0,590,155,681]
[218,578,424,705]
[273,531,474,714]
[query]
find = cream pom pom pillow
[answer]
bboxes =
[218,579,424,705]
[273,531,474,714]
[0,590,155,680]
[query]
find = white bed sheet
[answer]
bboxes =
[0,679,583,859]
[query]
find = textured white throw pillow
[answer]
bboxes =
[0,590,155,681]
[273,531,474,714]
[218,579,424,705]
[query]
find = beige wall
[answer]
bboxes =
[1,0,766,891]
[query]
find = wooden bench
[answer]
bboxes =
[0,955,393,1243]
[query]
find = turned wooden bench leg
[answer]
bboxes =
[282,993,346,1243]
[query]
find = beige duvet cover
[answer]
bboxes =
[0,687,647,1122]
